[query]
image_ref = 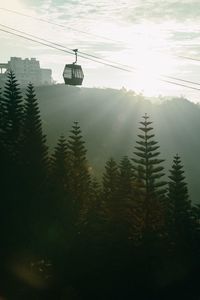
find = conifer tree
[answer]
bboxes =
[0,87,4,134]
[117,156,134,238]
[118,156,134,201]
[168,154,192,239]
[19,83,49,250]
[84,177,105,238]
[0,73,24,255]
[0,87,5,155]
[102,158,120,243]
[132,114,166,232]
[48,135,74,251]
[21,83,48,191]
[67,121,90,221]
[118,156,144,242]
[90,177,101,205]
[102,157,119,203]
[3,71,23,159]
[50,135,72,224]
[51,135,69,190]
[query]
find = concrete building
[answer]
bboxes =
[0,57,53,87]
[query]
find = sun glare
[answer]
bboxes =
[97,21,178,95]
[128,51,176,95]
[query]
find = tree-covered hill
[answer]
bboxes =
[35,84,200,202]
[1,75,200,299]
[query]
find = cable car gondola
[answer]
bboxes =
[63,49,84,86]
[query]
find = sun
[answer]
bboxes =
[104,21,177,95]
[126,51,176,95]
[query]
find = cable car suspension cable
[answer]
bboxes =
[1,23,200,88]
[1,7,200,64]
[1,27,200,91]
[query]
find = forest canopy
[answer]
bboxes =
[0,72,200,299]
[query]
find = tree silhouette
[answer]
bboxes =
[132,114,166,232]
[117,156,136,240]
[168,154,192,241]
[3,71,23,160]
[47,135,75,256]
[0,72,24,255]
[50,135,73,227]
[0,87,4,135]
[20,83,49,251]
[118,156,134,201]
[21,83,48,191]
[67,121,90,223]
[51,134,69,191]
[0,86,6,159]
[84,177,105,240]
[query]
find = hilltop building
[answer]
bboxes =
[0,57,53,86]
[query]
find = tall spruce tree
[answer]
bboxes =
[0,87,5,155]
[102,158,120,243]
[84,177,105,238]
[168,154,192,239]
[0,87,4,134]
[117,156,134,239]
[50,135,72,224]
[48,135,74,253]
[67,121,90,222]
[22,83,48,191]
[118,156,134,201]
[20,83,49,250]
[132,114,166,232]
[0,72,23,249]
[102,157,119,203]
[51,135,69,190]
[3,71,23,160]
[118,156,144,242]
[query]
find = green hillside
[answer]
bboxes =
[35,84,200,202]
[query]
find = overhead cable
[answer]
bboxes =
[1,23,200,89]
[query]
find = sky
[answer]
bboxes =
[1,0,200,102]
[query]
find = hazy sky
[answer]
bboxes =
[1,0,200,101]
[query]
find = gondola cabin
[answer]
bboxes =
[63,64,84,86]
[63,49,84,86]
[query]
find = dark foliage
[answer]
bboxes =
[0,74,200,299]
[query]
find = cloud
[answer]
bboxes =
[1,0,199,101]
[20,0,200,24]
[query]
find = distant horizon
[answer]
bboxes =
[1,1,200,102]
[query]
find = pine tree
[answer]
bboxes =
[102,158,120,244]
[132,114,166,232]
[0,87,4,135]
[21,83,48,191]
[118,156,134,201]
[168,154,192,239]
[117,156,134,238]
[0,87,6,156]
[85,177,105,237]
[48,135,74,252]
[118,156,144,242]
[102,157,119,203]
[50,135,72,223]
[19,83,49,250]
[3,71,23,159]
[67,121,90,222]
[51,135,69,190]
[0,73,25,258]
[0,72,24,250]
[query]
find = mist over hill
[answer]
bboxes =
[34,84,200,203]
